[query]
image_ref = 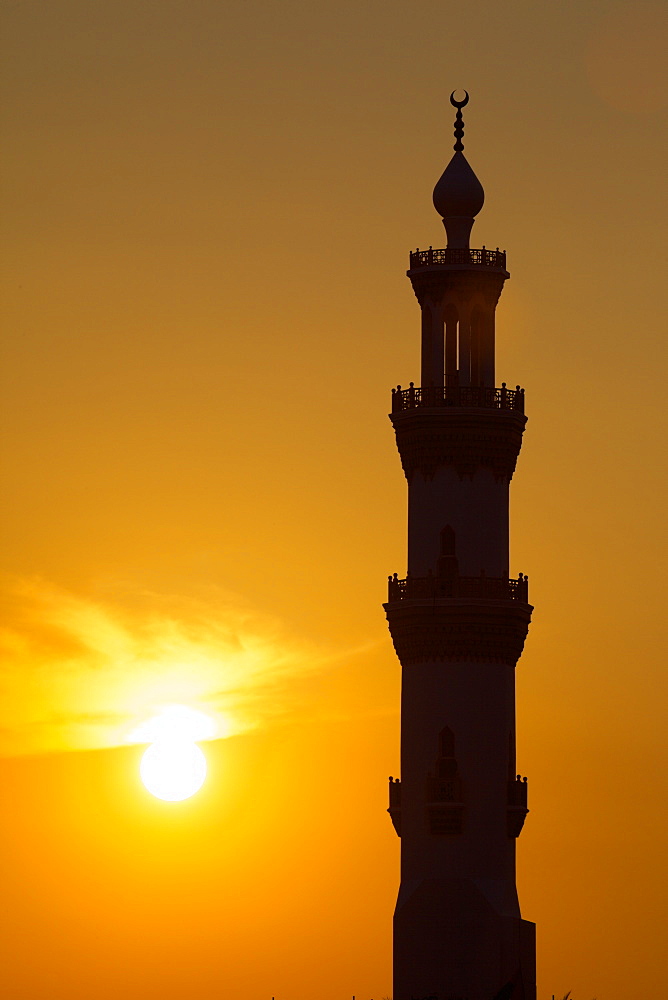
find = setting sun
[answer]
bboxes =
[140,738,207,801]
[134,706,212,800]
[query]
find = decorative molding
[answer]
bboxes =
[384,599,532,666]
[409,267,507,308]
[391,408,527,481]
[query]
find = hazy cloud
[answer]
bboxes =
[0,575,343,756]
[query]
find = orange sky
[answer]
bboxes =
[1,1,667,998]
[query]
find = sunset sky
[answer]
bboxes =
[1,1,667,997]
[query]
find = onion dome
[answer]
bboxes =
[432,92,485,249]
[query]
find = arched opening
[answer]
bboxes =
[480,306,495,387]
[471,306,484,386]
[439,725,455,758]
[444,303,458,387]
[428,726,464,832]
[437,525,459,584]
[440,525,456,556]
[420,302,444,388]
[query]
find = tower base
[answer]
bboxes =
[393,877,536,1000]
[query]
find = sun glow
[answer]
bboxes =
[140,739,207,801]
[135,706,213,801]
[129,705,217,744]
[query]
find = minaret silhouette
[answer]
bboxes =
[384,93,536,1000]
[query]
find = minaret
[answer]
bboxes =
[385,93,536,1000]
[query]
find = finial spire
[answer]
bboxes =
[432,90,484,249]
[450,90,469,152]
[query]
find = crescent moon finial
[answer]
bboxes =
[449,91,469,152]
[450,90,469,109]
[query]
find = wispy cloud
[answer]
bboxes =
[0,575,344,756]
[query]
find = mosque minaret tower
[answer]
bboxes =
[385,93,536,1000]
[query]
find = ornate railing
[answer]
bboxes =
[389,777,402,809]
[508,775,528,809]
[391,383,524,414]
[409,246,506,269]
[387,572,529,603]
[507,775,529,836]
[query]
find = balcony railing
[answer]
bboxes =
[387,572,529,603]
[508,775,528,809]
[391,383,524,414]
[409,246,506,270]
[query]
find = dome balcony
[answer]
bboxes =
[408,246,506,271]
[391,382,524,414]
[387,571,529,604]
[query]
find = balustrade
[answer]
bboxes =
[387,572,529,603]
[508,775,528,809]
[391,382,524,414]
[409,246,506,269]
